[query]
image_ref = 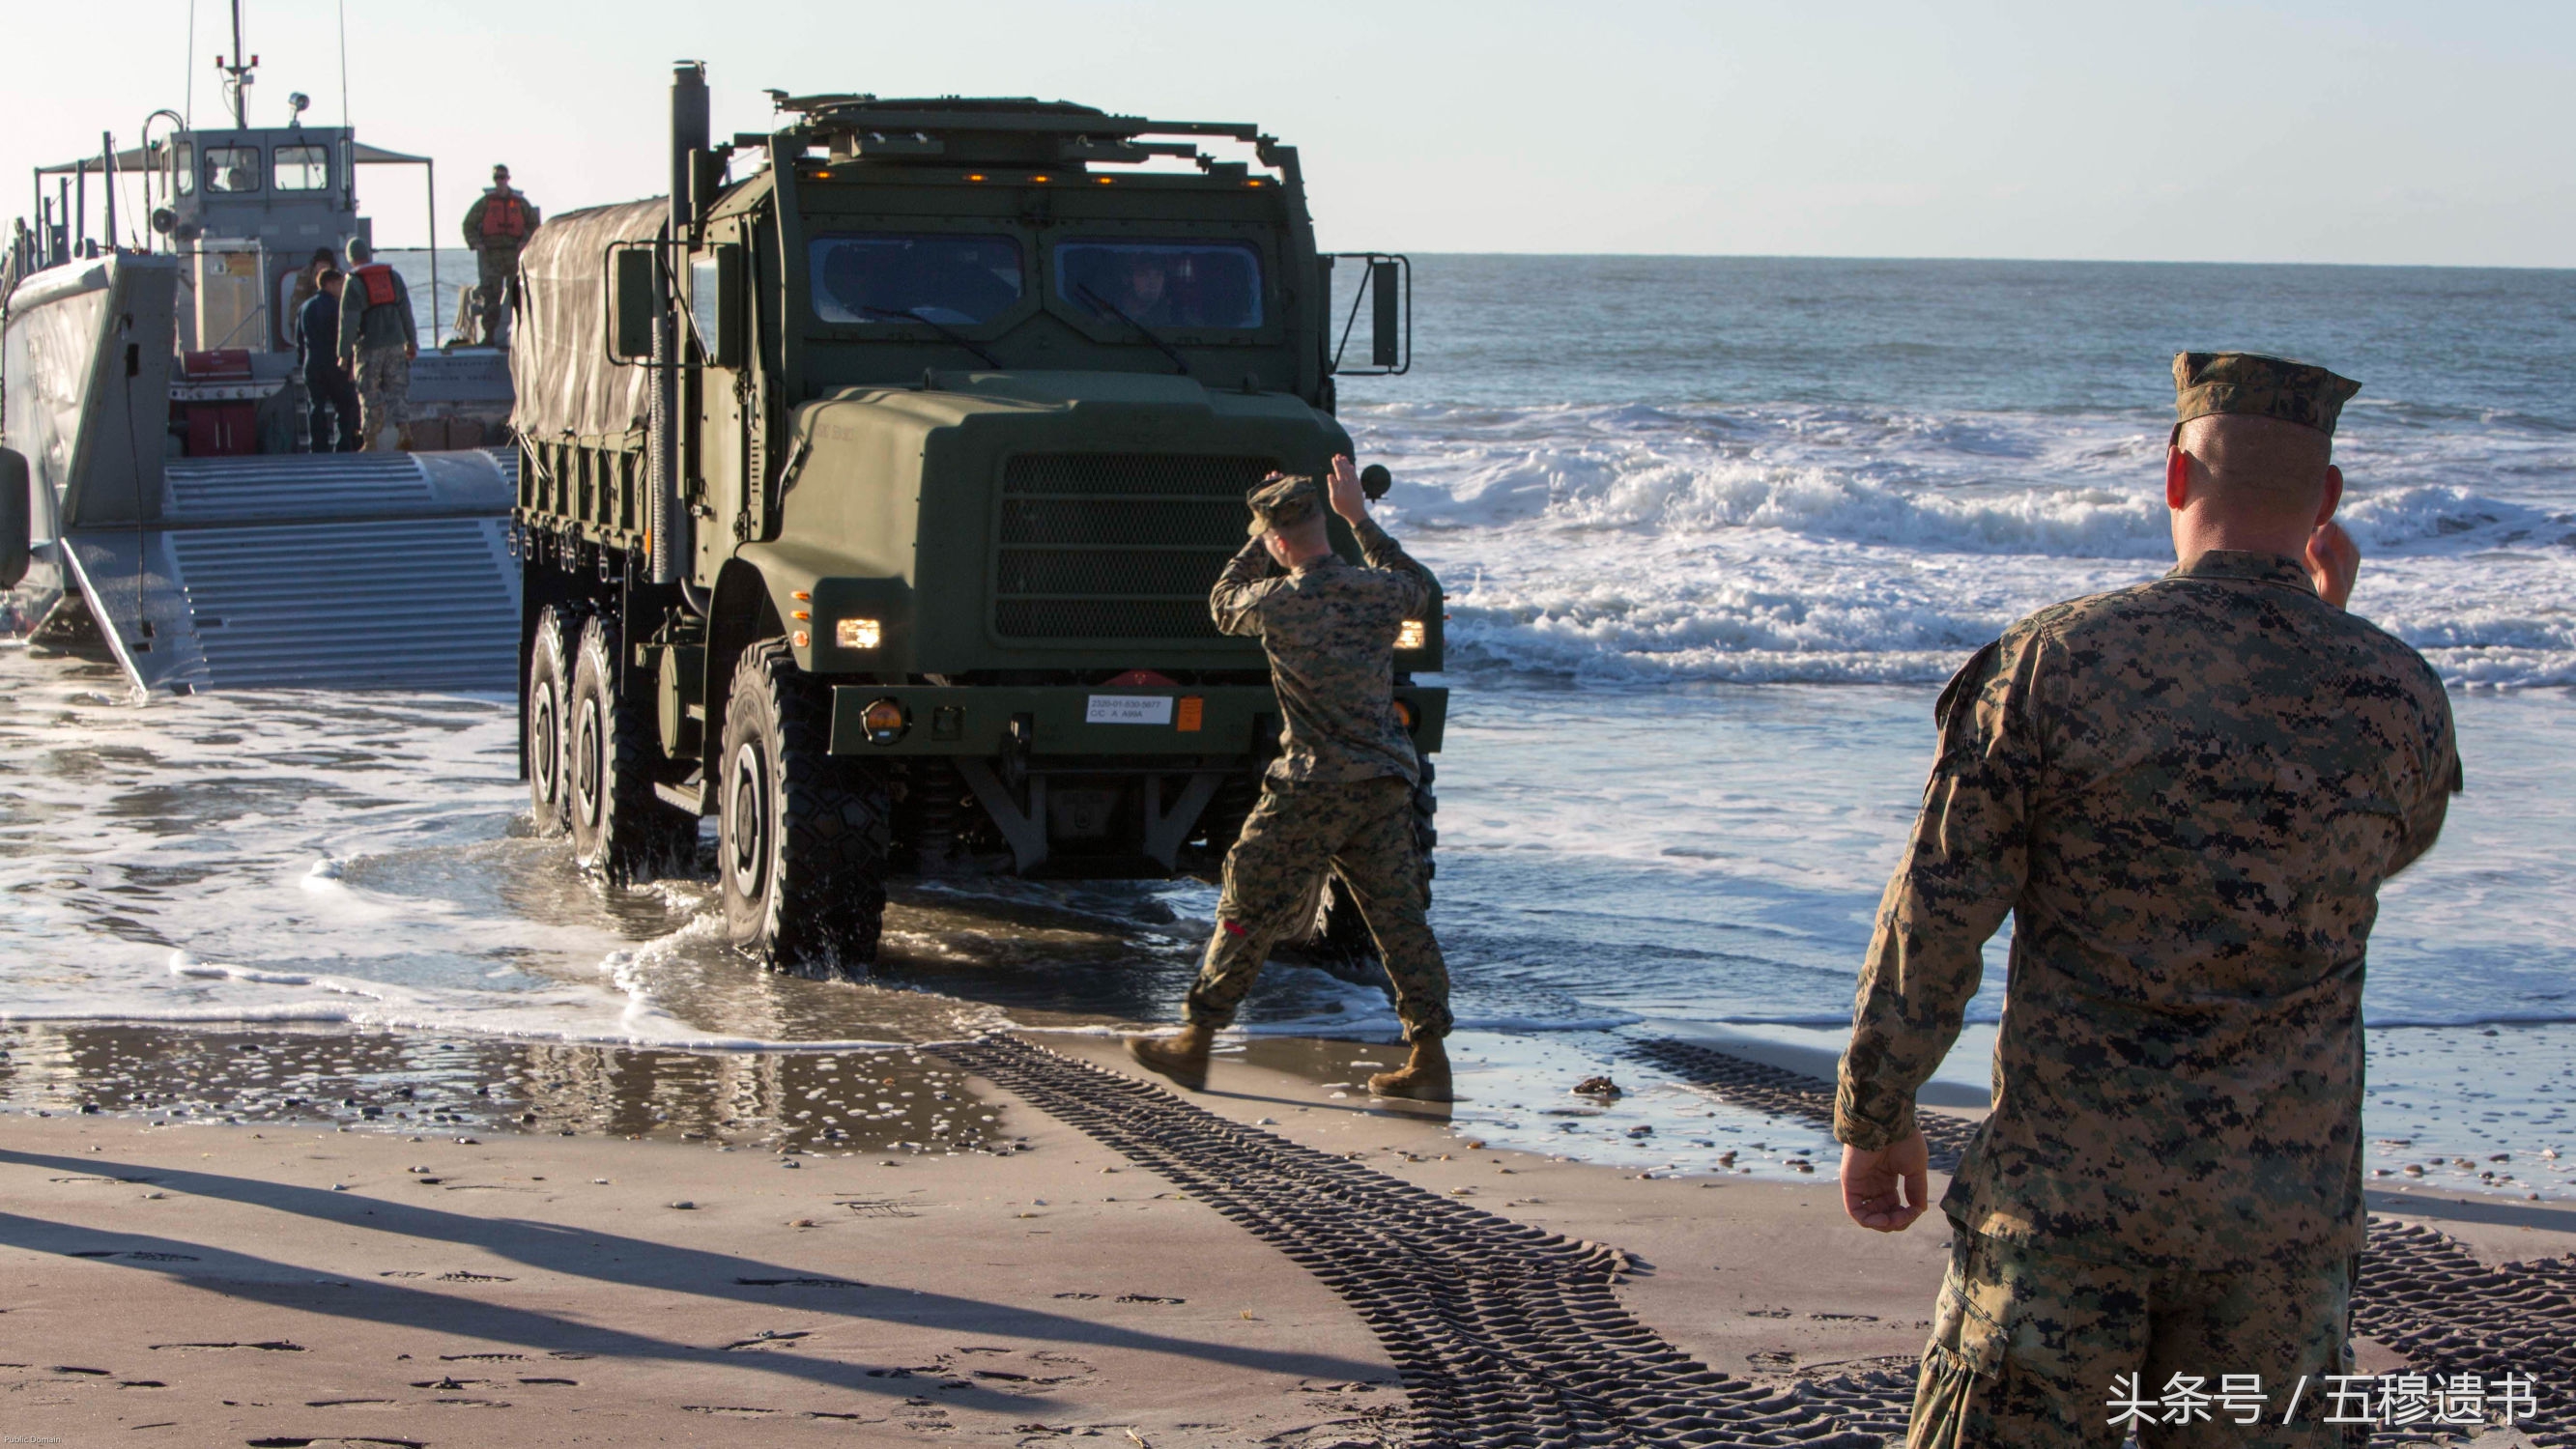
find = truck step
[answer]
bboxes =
[653,781,704,814]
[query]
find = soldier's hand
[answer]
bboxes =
[1840,1128,1932,1233]
[2305,519,2360,610]
[1327,454,1367,525]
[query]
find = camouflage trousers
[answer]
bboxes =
[1186,775,1452,1040]
[352,347,411,450]
[1909,1227,2357,1449]
[473,245,520,344]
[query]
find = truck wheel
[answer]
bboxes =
[719,638,891,978]
[525,605,577,836]
[566,613,694,883]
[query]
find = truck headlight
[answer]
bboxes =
[836,616,883,650]
[861,698,909,745]
[1395,618,1426,651]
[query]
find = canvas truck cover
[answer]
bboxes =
[510,198,666,444]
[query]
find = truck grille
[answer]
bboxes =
[994,452,1280,640]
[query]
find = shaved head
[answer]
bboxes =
[1263,512,1332,569]
[2175,413,2334,525]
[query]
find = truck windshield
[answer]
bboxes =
[810,234,1022,326]
[1055,241,1262,329]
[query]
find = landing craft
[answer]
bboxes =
[511,65,1437,975]
[0,1,516,692]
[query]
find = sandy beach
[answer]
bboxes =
[5,1033,2572,1446]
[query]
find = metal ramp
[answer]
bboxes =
[61,448,521,693]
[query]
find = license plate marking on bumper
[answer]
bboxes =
[1086,695,1176,725]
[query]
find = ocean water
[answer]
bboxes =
[4,256,2570,1201]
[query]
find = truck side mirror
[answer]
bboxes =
[1370,260,1401,369]
[1360,464,1391,501]
[0,445,29,589]
[1328,252,1410,377]
[612,245,657,361]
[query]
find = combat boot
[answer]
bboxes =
[1367,1036,1453,1102]
[1127,1022,1215,1090]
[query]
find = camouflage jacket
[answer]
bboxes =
[1213,515,1437,786]
[1835,551,2461,1271]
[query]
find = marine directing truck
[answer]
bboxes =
[510,65,1441,975]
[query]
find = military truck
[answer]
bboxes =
[510,65,1442,975]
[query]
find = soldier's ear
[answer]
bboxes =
[2163,446,2192,513]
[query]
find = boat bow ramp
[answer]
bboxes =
[6,253,520,695]
[68,448,520,693]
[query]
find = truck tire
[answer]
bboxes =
[525,605,577,836]
[566,613,694,883]
[719,638,891,978]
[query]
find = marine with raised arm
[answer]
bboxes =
[1835,353,2463,1448]
[1129,455,1455,1100]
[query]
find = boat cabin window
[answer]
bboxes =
[273,144,329,192]
[1055,241,1263,329]
[204,146,261,194]
[809,233,1023,327]
[174,142,194,196]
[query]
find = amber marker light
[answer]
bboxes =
[1097,177,1114,185]
[1031,175,1051,183]
[836,617,882,650]
[966,173,987,182]
[791,630,811,648]
[1395,618,1427,651]
[861,698,910,746]
[1393,699,1418,729]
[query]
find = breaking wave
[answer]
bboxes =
[1348,402,2576,687]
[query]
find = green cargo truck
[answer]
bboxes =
[510,65,1440,975]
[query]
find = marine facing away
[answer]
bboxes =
[336,237,417,452]
[1833,352,2463,1447]
[1130,455,1455,1101]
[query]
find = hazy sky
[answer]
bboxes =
[12,0,2571,267]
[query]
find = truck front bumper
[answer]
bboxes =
[826,683,1447,758]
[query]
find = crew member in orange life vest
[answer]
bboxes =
[336,237,418,451]
[461,163,541,346]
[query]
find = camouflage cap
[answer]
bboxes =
[2172,352,2361,439]
[1245,473,1324,537]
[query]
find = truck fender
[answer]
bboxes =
[701,557,781,785]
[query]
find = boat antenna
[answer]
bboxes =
[218,0,255,129]
[337,0,350,128]
[184,0,196,130]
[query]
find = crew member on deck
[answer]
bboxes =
[461,164,539,346]
[337,238,417,452]
[298,269,360,453]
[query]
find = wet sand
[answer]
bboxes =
[0,1034,1946,1446]
[8,1033,2572,1446]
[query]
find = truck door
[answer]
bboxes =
[690,225,753,566]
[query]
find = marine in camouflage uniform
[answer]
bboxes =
[336,239,417,452]
[1834,353,2462,1448]
[1131,460,1454,1098]
[461,165,539,346]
